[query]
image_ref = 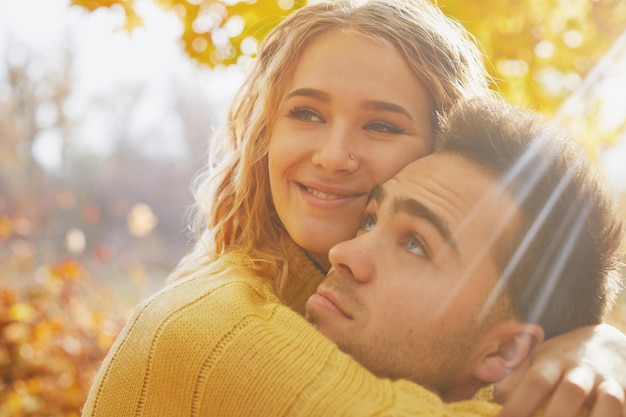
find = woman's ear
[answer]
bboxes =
[472,321,545,383]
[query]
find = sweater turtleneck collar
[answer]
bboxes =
[281,238,327,317]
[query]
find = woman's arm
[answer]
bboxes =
[495,323,626,417]
[82,267,507,417]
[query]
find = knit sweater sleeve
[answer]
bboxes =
[81,260,505,417]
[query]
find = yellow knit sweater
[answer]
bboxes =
[81,244,506,417]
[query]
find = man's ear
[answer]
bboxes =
[472,320,544,383]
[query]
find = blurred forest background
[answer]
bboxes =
[1,0,626,415]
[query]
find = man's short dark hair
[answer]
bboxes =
[435,98,623,339]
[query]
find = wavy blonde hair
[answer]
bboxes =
[169,0,496,301]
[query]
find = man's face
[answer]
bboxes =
[305,152,521,396]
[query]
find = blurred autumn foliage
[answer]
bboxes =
[1,0,625,415]
[72,0,307,66]
[71,0,626,116]
[0,261,124,416]
[0,3,219,413]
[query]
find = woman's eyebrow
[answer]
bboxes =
[285,88,330,102]
[284,90,413,122]
[362,100,414,121]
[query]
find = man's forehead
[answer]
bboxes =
[375,152,516,232]
[369,153,457,205]
[387,151,521,244]
[398,152,455,177]
[402,151,501,184]
[387,152,465,194]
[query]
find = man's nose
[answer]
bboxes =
[328,232,375,284]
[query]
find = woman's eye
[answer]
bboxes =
[364,121,405,134]
[361,214,376,231]
[405,236,428,257]
[289,107,323,123]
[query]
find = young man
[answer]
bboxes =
[306,97,624,405]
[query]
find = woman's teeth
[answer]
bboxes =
[307,187,343,200]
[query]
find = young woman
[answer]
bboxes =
[82,1,626,416]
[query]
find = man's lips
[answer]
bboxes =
[311,287,353,319]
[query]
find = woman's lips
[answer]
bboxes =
[305,185,351,200]
[297,182,365,207]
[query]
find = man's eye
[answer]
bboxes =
[361,214,376,231]
[289,107,323,123]
[364,121,405,134]
[405,236,427,257]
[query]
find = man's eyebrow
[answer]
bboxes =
[366,185,385,206]
[367,185,459,255]
[397,198,459,255]
[285,88,330,102]
[362,100,414,121]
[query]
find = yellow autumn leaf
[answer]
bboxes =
[49,260,84,282]
[8,303,37,322]
[0,216,12,240]
[121,2,144,32]
[70,0,124,12]
[3,322,32,343]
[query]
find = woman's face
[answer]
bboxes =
[268,30,433,270]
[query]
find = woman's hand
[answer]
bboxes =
[495,324,626,417]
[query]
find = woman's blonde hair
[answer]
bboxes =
[169,0,495,300]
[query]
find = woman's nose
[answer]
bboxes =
[311,124,359,174]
